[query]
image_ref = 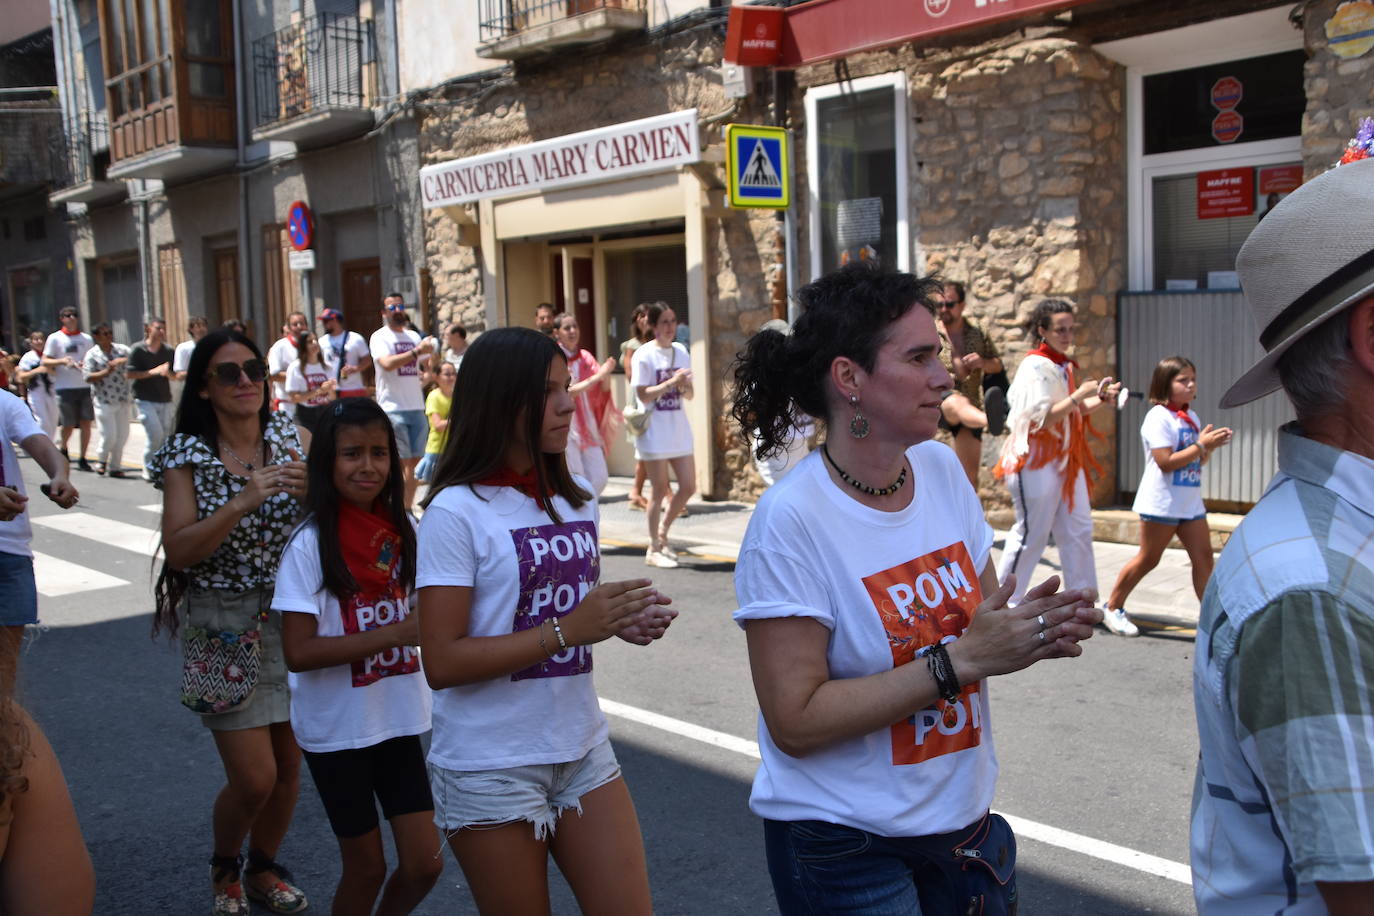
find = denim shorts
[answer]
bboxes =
[387,409,428,459]
[763,812,1017,916]
[1139,512,1208,526]
[429,738,621,841]
[415,451,439,483]
[0,552,37,626]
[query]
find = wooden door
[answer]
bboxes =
[213,248,239,328]
[340,257,381,387]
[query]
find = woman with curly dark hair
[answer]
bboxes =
[730,262,1100,914]
[150,328,310,916]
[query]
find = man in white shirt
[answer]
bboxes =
[320,308,372,399]
[267,311,309,411]
[370,294,434,509]
[41,307,96,472]
[171,315,208,381]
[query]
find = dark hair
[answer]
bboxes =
[188,316,207,330]
[1022,299,1075,340]
[59,307,78,319]
[303,399,414,600]
[422,327,589,522]
[536,302,555,314]
[732,261,942,459]
[292,331,318,367]
[92,322,113,337]
[384,292,404,302]
[446,323,467,339]
[145,315,166,327]
[944,281,965,304]
[153,329,272,636]
[630,303,654,343]
[645,302,675,330]
[1147,356,1196,405]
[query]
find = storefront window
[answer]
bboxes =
[806,73,908,277]
[604,244,687,366]
[1143,51,1304,155]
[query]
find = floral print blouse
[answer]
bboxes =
[82,343,132,406]
[149,411,303,592]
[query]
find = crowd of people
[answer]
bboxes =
[1,155,1371,914]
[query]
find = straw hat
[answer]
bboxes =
[1223,157,1374,407]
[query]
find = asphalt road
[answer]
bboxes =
[15,457,1199,915]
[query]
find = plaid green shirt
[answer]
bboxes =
[940,320,999,406]
[1192,424,1374,914]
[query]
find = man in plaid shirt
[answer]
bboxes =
[1191,157,1374,913]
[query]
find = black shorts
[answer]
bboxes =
[57,387,94,426]
[937,416,984,440]
[302,734,433,838]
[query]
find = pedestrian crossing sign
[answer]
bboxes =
[726,123,790,209]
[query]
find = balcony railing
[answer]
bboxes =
[252,12,374,131]
[53,113,109,187]
[478,0,645,43]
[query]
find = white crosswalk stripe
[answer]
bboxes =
[31,513,161,558]
[31,552,130,597]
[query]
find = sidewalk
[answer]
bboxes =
[597,478,1206,631]
[109,422,1204,630]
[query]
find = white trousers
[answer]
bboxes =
[95,401,131,471]
[566,444,609,497]
[997,464,1097,604]
[27,393,58,441]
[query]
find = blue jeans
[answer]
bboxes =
[137,399,175,471]
[0,552,38,626]
[763,813,1017,915]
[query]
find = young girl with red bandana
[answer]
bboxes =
[1101,356,1233,634]
[272,397,441,915]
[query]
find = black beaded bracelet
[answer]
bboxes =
[927,644,962,702]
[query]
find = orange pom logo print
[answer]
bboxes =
[862,542,984,766]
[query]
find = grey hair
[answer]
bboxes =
[1275,310,1353,419]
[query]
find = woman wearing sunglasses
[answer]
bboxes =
[149,328,311,916]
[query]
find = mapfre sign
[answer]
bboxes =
[420,110,700,209]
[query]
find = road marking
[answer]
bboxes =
[32,513,161,558]
[598,697,1191,886]
[139,503,161,514]
[32,551,130,597]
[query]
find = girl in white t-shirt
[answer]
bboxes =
[1102,356,1233,632]
[283,331,336,452]
[731,262,1102,915]
[273,397,441,914]
[630,303,694,568]
[416,326,676,916]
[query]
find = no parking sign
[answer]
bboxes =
[287,200,313,251]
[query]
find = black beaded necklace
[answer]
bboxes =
[822,443,907,497]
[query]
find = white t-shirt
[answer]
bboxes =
[416,481,607,770]
[631,341,693,460]
[285,360,334,410]
[267,336,298,409]
[0,391,44,558]
[327,330,370,393]
[1131,404,1205,520]
[271,521,432,753]
[369,327,426,412]
[733,442,998,837]
[16,351,54,405]
[172,338,197,374]
[42,330,94,390]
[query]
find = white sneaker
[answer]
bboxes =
[1100,605,1140,637]
[657,542,679,561]
[645,548,678,569]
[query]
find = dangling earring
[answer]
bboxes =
[849,394,870,439]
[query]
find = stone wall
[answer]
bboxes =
[416,27,785,500]
[785,29,1127,512]
[1301,0,1374,174]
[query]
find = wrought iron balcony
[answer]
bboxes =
[251,12,376,144]
[49,112,127,205]
[477,0,647,60]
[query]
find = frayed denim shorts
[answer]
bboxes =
[428,738,621,841]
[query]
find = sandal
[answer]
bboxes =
[244,851,309,914]
[628,494,649,511]
[210,853,248,916]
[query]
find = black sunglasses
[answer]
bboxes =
[209,358,268,386]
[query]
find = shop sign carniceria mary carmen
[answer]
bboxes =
[420,110,701,209]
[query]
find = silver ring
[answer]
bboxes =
[1037,630,1046,643]
[1037,614,1046,630]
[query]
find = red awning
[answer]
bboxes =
[779,0,1095,68]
